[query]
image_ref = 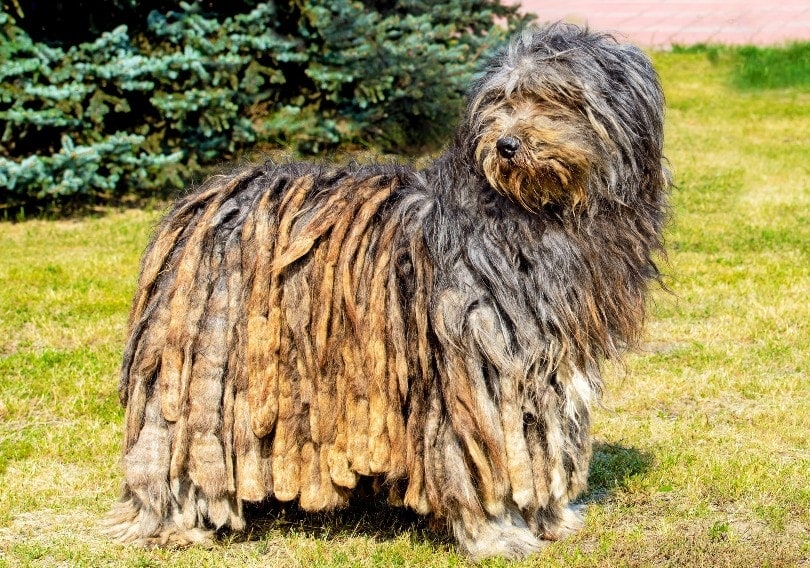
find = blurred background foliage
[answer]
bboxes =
[0,0,529,211]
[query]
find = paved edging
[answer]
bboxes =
[519,0,810,48]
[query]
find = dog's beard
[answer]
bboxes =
[477,139,593,211]
[478,147,586,211]
[471,99,600,211]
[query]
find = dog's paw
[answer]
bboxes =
[464,524,546,561]
[101,498,214,548]
[540,504,585,541]
[452,505,547,561]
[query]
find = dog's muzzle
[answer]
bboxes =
[496,136,521,159]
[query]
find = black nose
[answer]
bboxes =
[496,136,521,159]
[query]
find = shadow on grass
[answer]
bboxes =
[578,441,654,504]
[232,483,451,551]
[225,442,653,549]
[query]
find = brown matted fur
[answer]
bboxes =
[104,23,669,560]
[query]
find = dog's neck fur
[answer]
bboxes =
[411,145,663,372]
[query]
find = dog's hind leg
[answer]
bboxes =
[105,181,256,545]
[102,386,217,546]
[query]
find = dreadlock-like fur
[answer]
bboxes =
[104,23,669,560]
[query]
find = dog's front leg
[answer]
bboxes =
[428,286,546,560]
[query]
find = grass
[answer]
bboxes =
[674,42,810,90]
[1,44,808,566]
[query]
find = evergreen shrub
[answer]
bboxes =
[0,1,529,210]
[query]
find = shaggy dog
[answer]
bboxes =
[105,23,669,560]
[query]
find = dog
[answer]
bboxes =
[104,22,669,560]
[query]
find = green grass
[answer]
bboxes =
[1,44,809,566]
[674,42,810,89]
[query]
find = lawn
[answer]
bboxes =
[0,45,808,566]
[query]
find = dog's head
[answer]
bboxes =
[463,23,667,212]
